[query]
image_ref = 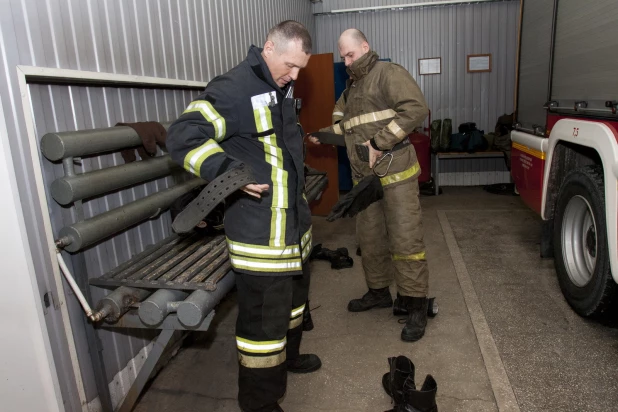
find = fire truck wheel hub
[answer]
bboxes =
[562,195,597,287]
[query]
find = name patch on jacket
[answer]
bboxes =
[251,92,278,110]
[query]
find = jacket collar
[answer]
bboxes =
[347,50,379,82]
[246,45,286,95]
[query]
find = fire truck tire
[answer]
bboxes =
[553,165,616,317]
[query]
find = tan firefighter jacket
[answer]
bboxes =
[320,51,429,187]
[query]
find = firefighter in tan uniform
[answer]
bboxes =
[310,29,430,342]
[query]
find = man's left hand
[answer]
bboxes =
[363,141,383,168]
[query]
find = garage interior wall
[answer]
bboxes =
[0,0,313,410]
[314,0,520,185]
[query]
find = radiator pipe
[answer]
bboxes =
[51,155,181,205]
[57,178,204,253]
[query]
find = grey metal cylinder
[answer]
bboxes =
[51,156,181,205]
[177,271,235,327]
[138,289,189,326]
[58,178,204,253]
[96,286,151,323]
[41,122,172,161]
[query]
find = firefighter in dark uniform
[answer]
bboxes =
[166,21,320,412]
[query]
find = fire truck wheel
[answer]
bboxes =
[553,165,615,317]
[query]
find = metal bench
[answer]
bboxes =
[431,151,506,195]
[41,124,327,412]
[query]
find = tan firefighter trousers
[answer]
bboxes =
[356,177,429,297]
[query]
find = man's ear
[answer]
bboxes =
[263,40,275,57]
[362,41,370,53]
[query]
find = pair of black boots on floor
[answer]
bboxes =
[348,287,434,342]
[382,355,438,412]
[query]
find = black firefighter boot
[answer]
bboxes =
[381,356,415,406]
[348,287,393,312]
[401,297,428,342]
[386,374,438,412]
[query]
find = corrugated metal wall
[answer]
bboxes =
[0,0,314,410]
[314,0,519,184]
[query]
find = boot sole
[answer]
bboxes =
[287,360,322,374]
[347,299,393,313]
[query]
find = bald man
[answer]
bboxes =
[311,29,431,342]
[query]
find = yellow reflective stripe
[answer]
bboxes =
[291,304,305,318]
[184,100,226,142]
[301,240,312,260]
[343,109,396,131]
[387,120,407,139]
[393,251,426,261]
[512,142,545,160]
[237,336,286,354]
[333,123,343,135]
[238,352,286,368]
[226,238,300,258]
[289,316,303,330]
[230,256,302,272]
[301,227,312,248]
[254,105,288,247]
[380,162,420,186]
[183,139,223,175]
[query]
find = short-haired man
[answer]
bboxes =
[167,20,320,412]
[311,29,431,342]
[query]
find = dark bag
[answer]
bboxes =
[449,129,488,153]
[494,113,514,136]
[458,122,477,134]
[430,119,452,152]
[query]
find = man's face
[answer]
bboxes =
[262,39,311,87]
[338,37,370,67]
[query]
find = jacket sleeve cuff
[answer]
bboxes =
[369,138,382,151]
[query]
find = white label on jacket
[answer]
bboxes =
[251,92,278,110]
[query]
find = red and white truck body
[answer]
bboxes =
[511,0,618,316]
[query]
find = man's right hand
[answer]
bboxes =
[242,183,270,198]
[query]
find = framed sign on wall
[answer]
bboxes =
[418,57,441,75]
[467,54,492,73]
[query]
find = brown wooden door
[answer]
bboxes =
[295,53,339,216]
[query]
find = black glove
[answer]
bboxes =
[326,175,384,222]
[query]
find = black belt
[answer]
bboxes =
[172,167,256,234]
[310,131,410,163]
[355,138,410,163]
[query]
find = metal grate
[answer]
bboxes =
[90,234,230,291]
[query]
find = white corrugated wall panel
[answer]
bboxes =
[0,0,314,410]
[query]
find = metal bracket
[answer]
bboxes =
[107,311,215,412]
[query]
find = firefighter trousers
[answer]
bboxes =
[235,264,310,412]
[356,177,429,297]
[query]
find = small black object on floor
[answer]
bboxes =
[310,244,354,270]
[483,183,517,196]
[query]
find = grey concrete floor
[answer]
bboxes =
[133,187,618,412]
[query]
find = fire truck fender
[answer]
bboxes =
[544,118,618,283]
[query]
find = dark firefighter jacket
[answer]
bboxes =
[166,46,312,276]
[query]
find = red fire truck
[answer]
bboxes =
[511,0,618,317]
